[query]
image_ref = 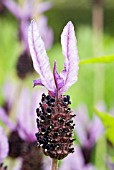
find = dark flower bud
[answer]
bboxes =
[71,114,76,118]
[41,93,46,102]
[36,93,75,160]
[81,146,93,164]
[46,108,52,116]
[16,51,34,79]
[66,108,71,113]
[69,148,74,153]
[62,95,71,105]
[8,131,24,158]
[46,95,51,101]
[8,131,44,170]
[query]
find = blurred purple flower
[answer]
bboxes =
[0,126,9,163]
[16,88,41,142]
[28,20,79,96]
[59,146,95,170]
[0,88,43,142]
[1,0,53,79]
[2,0,53,51]
[74,104,104,149]
[0,88,45,170]
[74,104,104,165]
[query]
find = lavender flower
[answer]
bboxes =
[1,0,53,78]
[0,126,9,165]
[2,0,53,50]
[16,88,39,142]
[74,104,104,164]
[28,20,79,160]
[0,88,43,142]
[0,88,44,170]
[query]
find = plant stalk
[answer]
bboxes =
[51,159,58,170]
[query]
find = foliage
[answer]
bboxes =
[80,55,114,64]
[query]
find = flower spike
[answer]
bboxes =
[28,21,79,160]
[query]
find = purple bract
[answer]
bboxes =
[28,20,79,96]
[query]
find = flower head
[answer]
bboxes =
[28,20,79,160]
[74,104,104,164]
[0,88,43,158]
[0,126,9,164]
[0,88,44,170]
[2,0,53,51]
[1,0,53,79]
[0,88,42,142]
[74,104,104,149]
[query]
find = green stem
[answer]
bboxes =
[51,159,58,170]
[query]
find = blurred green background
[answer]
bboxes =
[0,0,114,170]
[0,0,114,112]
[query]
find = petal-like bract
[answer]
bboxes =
[60,21,79,94]
[37,16,53,50]
[28,21,79,96]
[28,20,55,92]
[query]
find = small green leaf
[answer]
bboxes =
[80,55,114,64]
[94,108,114,145]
